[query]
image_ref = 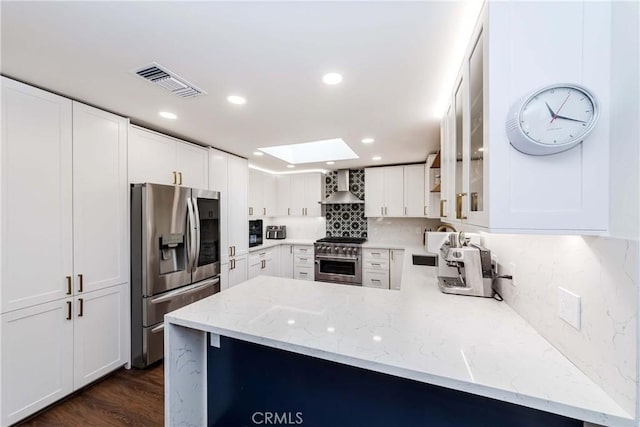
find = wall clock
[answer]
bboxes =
[505,84,599,155]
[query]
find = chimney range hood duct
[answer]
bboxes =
[323,169,364,204]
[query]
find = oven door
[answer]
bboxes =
[314,255,362,285]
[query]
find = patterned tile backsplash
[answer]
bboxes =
[324,169,367,238]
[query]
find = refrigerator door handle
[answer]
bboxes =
[186,197,197,273]
[150,277,220,305]
[192,197,201,272]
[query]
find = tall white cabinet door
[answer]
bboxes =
[228,255,248,288]
[73,284,126,389]
[1,299,74,426]
[276,175,292,216]
[364,168,384,217]
[384,167,405,217]
[177,143,209,190]
[209,149,229,264]
[263,174,278,217]
[305,173,323,217]
[390,250,405,290]
[280,245,293,278]
[290,176,306,216]
[128,126,176,185]
[72,102,128,294]
[1,77,73,313]
[248,170,263,217]
[403,165,425,217]
[228,155,248,257]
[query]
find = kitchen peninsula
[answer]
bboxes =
[164,246,633,427]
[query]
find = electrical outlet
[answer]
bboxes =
[558,287,581,330]
[507,262,516,286]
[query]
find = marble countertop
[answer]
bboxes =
[166,245,634,426]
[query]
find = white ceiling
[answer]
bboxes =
[1,1,474,173]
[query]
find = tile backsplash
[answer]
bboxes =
[324,170,367,238]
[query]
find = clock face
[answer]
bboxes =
[519,86,597,146]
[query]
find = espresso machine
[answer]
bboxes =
[437,232,493,298]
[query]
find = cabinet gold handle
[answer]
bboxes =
[66,301,72,320]
[66,276,72,295]
[172,171,177,185]
[288,208,290,216]
[78,298,84,317]
[233,246,236,256]
[456,193,468,220]
[78,274,84,293]
[404,207,407,216]
[391,251,394,261]
[381,207,384,216]
[385,207,388,215]
[424,206,427,216]
[229,246,233,256]
[440,200,447,217]
[249,207,253,216]
[178,172,183,186]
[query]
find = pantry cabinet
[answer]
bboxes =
[439,2,611,233]
[0,77,129,426]
[129,126,209,189]
[209,148,249,287]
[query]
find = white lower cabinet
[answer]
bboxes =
[280,245,294,278]
[362,248,404,290]
[390,250,405,290]
[227,256,248,289]
[73,284,127,389]
[1,299,74,426]
[293,245,314,281]
[1,284,126,426]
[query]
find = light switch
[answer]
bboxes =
[558,287,581,330]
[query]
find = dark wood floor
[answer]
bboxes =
[17,363,164,427]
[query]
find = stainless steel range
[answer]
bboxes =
[314,237,366,285]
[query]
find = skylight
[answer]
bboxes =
[258,138,359,164]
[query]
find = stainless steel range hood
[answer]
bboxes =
[322,169,364,204]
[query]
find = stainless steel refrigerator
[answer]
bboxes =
[131,183,221,368]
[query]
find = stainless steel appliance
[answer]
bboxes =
[437,233,493,298]
[314,237,366,285]
[249,219,263,247]
[131,183,221,368]
[266,225,286,240]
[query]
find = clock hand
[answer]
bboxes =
[544,101,556,118]
[550,92,571,123]
[554,114,588,124]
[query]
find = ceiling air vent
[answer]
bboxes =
[133,63,206,99]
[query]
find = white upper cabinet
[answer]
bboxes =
[248,170,277,217]
[177,142,209,189]
[424,153,442,219]
[440,2,612,233]
[364,166,404,217]
[129,126,208,188]
[403,165,425,217]
[273,173,324,217]
[1,77,73,313]
[209,148,230,264]
[72,102,128,294]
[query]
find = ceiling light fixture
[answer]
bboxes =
[253,151,264,156]
[326,161,335,165]
[361,138,374,144]
[158,111,177,120]
[372,156,382,161]
[322,72,343,85]
[287,165,295,168]
[227,95,246,105]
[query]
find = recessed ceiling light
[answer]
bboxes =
[361,138,374,144]
[322,72,343,85]
[287,164,295,168]
[327,327,335,333]
[373,335,382,342]
[259,138,358,164]
[253,151,264,156]
[158,111,177,120]
[326,161,335,165]
[287,319,295,325]
[227,95,246,105]
[372,156,382,161]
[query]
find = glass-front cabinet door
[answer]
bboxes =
[464,25,487,226]
[454,78,466,221]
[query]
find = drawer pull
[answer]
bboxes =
[66,301,72,320]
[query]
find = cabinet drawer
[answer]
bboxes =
[362,271,389,289]
[294,266,314,281]
[294,254,314,266]
[293,245,313,255]
[363,260,389,271]
[249,250,273,265]
[363,248,389,261]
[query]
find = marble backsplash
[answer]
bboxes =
[481,233,638,417]
[367,217,442,246]
[263,216,326,240]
